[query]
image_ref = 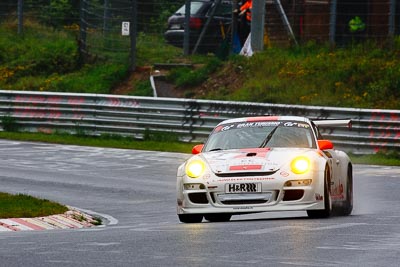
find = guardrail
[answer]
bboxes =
[0,90,398,154]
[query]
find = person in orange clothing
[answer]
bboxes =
[240,0,252,22]
[239,0,252,46]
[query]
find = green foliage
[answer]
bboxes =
[136,33,184,66]
[167,58,222,87]
[1,116,18,132]
[0,19,78,73]
[57,64,129,94]
[0,18,129,94]
[206,42,400,109]
[25,0,80,27]
[133,80,153,96]
[7,63,128,94]
[0,20,128,93]
[0,192,68,218]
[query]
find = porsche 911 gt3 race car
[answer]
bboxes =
[176,116,353,223]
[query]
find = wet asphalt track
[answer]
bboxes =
[0,139,399,267]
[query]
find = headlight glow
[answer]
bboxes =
[291,156,310,174]
[185,160,206,178]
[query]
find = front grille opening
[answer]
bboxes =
[221,199,267,205]
[282,190,304,201]
[214,191,278,205]
[188,193,209,204]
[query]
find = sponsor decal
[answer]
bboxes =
[280,171,289,177]
[233,206,254,210]
[284,122,310,128]
[331,182,344,198]
[226,183,261,193]
[237,121,280,128]
[216,124,235,132]
[177,199,183,206]
[216,121,310,132]
[315,193,323,201]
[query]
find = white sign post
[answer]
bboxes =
[122,22,130,36]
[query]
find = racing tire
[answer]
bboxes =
[307,166,332,219]
[204,214,232,222]
[178,214,203,223]
[340,165,353,216]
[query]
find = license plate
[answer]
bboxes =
[225,183,261,193]
[170,24,181,30]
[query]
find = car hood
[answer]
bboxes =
[201,147,312,174]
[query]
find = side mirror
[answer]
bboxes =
[192,144,204,154]
[318,140,334,150]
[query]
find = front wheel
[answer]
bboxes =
[307,167,332,218]
[178,214,203,223]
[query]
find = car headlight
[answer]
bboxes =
[185,160,206,178]
[291,156,310,174]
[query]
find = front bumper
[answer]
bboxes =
[177,173,325,215]
[164,30,200,48]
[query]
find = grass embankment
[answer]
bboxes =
[2,18,400,109]
[0,192,68,219]
[169,42,400,110]
[0,20,126,94]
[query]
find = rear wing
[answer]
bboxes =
[314,119,352,129]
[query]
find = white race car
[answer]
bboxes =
[176,116,353,223]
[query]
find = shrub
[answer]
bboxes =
[133,80,153,96]
[1,115,19,132]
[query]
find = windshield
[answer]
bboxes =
[203,120,316,151]
[176,2,206,15]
